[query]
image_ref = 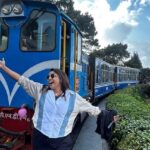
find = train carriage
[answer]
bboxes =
[89,56,115,102]
[115,66,140,89]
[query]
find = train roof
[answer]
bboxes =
[22,0,82,35]
[116,65,140,71]
[0,0,81,34]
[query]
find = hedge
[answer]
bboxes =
[106,84,150,150]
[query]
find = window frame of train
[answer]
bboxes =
[101,64,110,83]
[20,9,56,52]
[109,66,115,83]
[117,67,140,82]
[0,18,8,51]
[95,59,115,85]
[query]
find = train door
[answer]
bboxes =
[113,67,117,83]
[114,67,117,87]
[88,55,95,101]
[61,20,71,75]
[60,19,82,92]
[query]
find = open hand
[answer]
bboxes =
[113,115,120,122]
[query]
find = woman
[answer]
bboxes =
[0,59,101,150]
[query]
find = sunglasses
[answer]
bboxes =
[47,73,55,79]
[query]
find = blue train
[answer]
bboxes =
[0,0,140,149]
[83,55,140,101]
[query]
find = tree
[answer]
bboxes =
[140,68,150,83]
[91,43,130,65]
[125,52,142,69]
[76,12,99,51]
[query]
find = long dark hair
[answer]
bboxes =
[41,68,70,96]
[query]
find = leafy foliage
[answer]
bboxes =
[76,12,99,51]
[125,52,143,69]
[140,68,150,83]
[106,85,150,150]
[91,43,130,65]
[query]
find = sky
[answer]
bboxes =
[73,0,150,68]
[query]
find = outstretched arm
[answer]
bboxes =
[76,94,101,116]
[0,58,43,100]
[0,59,20,81]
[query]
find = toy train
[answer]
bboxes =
[0,0,140,149]
[86,55,140,101]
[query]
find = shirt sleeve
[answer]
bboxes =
[18,76,43,100]
[76,93,101,117]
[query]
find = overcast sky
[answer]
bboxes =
[73,0,150,68]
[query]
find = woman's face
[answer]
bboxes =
[47,71,61,90]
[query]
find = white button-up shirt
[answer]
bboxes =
[18,76,101,138]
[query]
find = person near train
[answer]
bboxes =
[0,58,102,150]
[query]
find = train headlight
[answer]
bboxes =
[1,5,12,15]
[13,4,23,15]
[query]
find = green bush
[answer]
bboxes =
[106,85,150,150]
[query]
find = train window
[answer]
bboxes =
[95,62,102,84]
[109,67,114,82]
[21,10,56,51]
[0,19,8,51]
[101,64,109,83]
[101,64,105,83]
[118,68,124,82]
